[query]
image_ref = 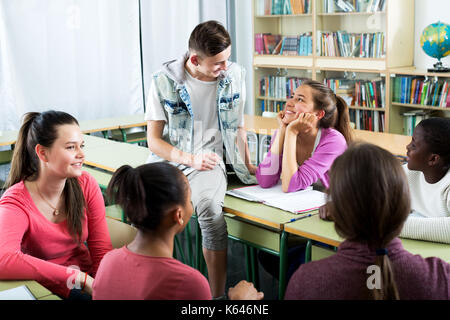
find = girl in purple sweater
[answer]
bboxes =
[256,79,352,192]
[286,143,450,300]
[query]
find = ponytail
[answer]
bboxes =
[373,254,400,300]
[107,162,188,232]
[4,112,40,189]
[106,165,148,227]
[334,95,353,144]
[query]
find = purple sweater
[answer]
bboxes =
[285,238,450,300]
[255,128,347,192]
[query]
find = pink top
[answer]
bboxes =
[0,171,113,298]
[92,246,212,300]
[285,238,450,300]
[255,128,347,192]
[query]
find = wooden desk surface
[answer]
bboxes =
[285,215,450,262]
[79,113,145,134]
[0,130,19,147]
[0,280,60,300]
[244,115,410,157]
[83,134,149,172]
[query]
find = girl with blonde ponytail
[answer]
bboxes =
[285,143,450,300]
[0,111,112,299]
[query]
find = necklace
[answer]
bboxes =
[35,182,60,216]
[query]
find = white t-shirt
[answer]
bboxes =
[145,69,245,158]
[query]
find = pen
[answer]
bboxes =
[289,213,317,222]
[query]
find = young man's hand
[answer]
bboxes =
[190,152,221,171]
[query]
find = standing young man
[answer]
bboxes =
[145,20,257,299]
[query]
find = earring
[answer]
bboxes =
[180,218,184,225]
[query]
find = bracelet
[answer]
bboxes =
[81,272,88,291]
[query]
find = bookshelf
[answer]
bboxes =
[388,67,450,135]
[252,0,415,133]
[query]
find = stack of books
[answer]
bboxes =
[392,76,450,107]
[349,109,385,132]
[260,76,307,99]
[322,0,386,13]
[255,33,312,56]
[324,78,385,109]
[255,0,311,15]
[401,110,433,136]
[317,31,385,58]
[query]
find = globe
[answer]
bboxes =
[420,21,450,72]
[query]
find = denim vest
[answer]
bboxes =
[149,57,256,184]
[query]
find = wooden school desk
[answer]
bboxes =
[0,130,18,147]
[243,115,411,157]
[82,134,149,172]
[79,113,146,142]
[284,214,450,263]
[0,280,61,300]
[225,177,301,300]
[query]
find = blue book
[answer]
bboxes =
[400,77,407,103]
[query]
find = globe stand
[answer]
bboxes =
[428,60,450,73]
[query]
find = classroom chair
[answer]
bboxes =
[105,216,137,249]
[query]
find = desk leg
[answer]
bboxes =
[250,247,260,290]
[305,240,312,263]
[120,129,127,143]
[101,130,109,139]
[278,231,288,300]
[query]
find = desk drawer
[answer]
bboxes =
[224,213,280,252]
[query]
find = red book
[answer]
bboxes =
[417,82,424,105]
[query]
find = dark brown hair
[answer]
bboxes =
[302,79,353,144]
[328,143,411,300]
[5,111,86,241]
[107,163,189,231]
[188,20,231,57]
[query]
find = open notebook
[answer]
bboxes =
[226,183,326,214]
[0,285,36,300]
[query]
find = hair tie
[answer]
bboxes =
[376,248,388,256]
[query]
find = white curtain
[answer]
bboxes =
[0,0,143,131]
[0,0,232,131]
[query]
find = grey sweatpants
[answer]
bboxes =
[187,165,228,251]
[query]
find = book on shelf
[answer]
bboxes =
[255,0,311,15]
[393,76,450,107]
[260,76,308,99]
[317,31,385,58]
[325,78,385,109]
[349,109,385,132]
[256,33,312,56]
[401,110,433,136]
[322,0,385,13]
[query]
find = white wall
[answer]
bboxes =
[414,0,450,69]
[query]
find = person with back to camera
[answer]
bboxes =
[92,162,263,300]
[145,20,257,300]
[286,143,450,300]
[255,79,353,283]
[0,111,113,299]
[320,118,450,244]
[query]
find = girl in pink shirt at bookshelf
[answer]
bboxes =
[0,111,113,299]
[255,79,353,193]
[93,162,263,300]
